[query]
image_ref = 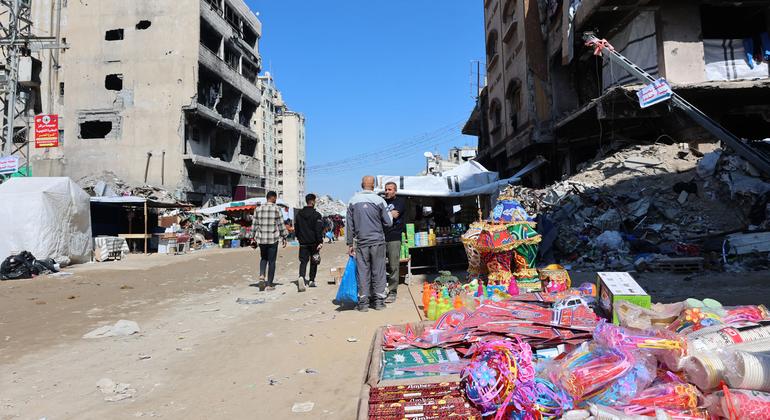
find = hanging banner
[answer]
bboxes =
[0,156,19,175]
[637,78,673,109]
[34,114,59,148]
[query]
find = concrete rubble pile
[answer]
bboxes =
[508,143,770,272]
[315,195,346,217]
[77,171,182,204]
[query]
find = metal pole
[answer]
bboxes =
[4,0,21,157]
[143,201,148,254]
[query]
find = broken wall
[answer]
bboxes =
[32,0,200,190]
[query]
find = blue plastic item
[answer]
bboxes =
[335,256,359,305]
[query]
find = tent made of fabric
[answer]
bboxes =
[0,177,93,263]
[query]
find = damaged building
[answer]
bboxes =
[465,0,770,185]
[23,0,305,206]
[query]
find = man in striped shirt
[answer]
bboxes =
[252,191,288,291]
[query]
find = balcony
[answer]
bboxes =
[237,155,261,175]
[183,154,260,178]
[200,0,260,58]
[199,44,261,105]
[183,102,258,140]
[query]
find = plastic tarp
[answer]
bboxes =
[603,11,658,89]
[0,177,93,263]
[704,38,769,82]
[375,158,547,198]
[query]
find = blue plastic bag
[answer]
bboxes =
[335,256,358,305]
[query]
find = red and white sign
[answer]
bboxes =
[34,114,59,148]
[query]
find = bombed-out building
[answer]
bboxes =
[466,0,770,185]
[27,0,272,205]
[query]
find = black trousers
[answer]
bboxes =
[259,242,279,285]
[298,244,319,282]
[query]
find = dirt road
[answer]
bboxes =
[0,242,419,419]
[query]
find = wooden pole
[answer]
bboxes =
[143,201,148,254]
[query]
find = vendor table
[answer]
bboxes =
[407,242,466,276]
[118,233,153,253]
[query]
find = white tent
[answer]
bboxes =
[0,177,93,263]
[375,158,546,198]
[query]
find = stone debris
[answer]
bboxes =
[83,320,141,339]
[315,195,346,217]
[77,170,187,205]
[96,378,136,402]
[507,143,770,271]
[291,401,315,413]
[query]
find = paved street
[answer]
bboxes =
[0,242,419,419]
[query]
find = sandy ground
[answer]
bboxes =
[2,242,768,420]
[0,242,420,420]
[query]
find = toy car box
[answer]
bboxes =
[596,272,651,324]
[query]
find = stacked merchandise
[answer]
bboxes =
[368,382,482,419]
[463,188,543,294]
[367,271,770,419]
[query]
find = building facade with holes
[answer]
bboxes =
[26,0,277,205]
[472,0,552,185]
[467,0,770,187]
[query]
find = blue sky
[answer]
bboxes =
[246,1,484,201]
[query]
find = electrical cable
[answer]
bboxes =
[307,119,466,172]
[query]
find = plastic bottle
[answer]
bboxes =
[422,284,432,316]
[439,298,451,316]
[427,295,438,320]
[453,295,464,310]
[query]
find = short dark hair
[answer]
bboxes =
[266,191,277,200]
[305,193,316,204]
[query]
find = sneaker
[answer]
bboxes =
[297,277,306,292]
[385,292,397,304]
[373,299,386,311]
[357,301,369,312]
[308,281,317,288]
[266,285,276,291]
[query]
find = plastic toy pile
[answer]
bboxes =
[367,190,770,420]
[374,292,770,419]
[462,189,544,295]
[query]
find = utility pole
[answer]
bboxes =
[0,0,63,177]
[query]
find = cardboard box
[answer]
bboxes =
[358,322,463,419]
[596,272,651,324]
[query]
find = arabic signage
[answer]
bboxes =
[34,114,59,148]
[637,78,673,109]
[0,156,19,175]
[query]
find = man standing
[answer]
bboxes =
[252,191,288,291]
[295,193,324,291]
[346,176,393,311]
[383,182,406,304]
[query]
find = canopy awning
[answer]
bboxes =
[226,205,256,212]
[90,196,193,208]
[375,157,547,198]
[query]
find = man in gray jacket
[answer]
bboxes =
[346,175,394,311]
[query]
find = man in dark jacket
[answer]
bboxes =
[295,193,324,291]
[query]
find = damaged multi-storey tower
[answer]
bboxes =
[465,0,770,185]
[21,0,305,205]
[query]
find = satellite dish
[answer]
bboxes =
[423,152,434,159]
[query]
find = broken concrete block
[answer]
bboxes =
[677,191,689,204]
[696,150,721,178]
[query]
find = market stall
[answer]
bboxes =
[195,198,294,248]
[376,159,546,277]
[358,185,770,420]
[90,196,194,254]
